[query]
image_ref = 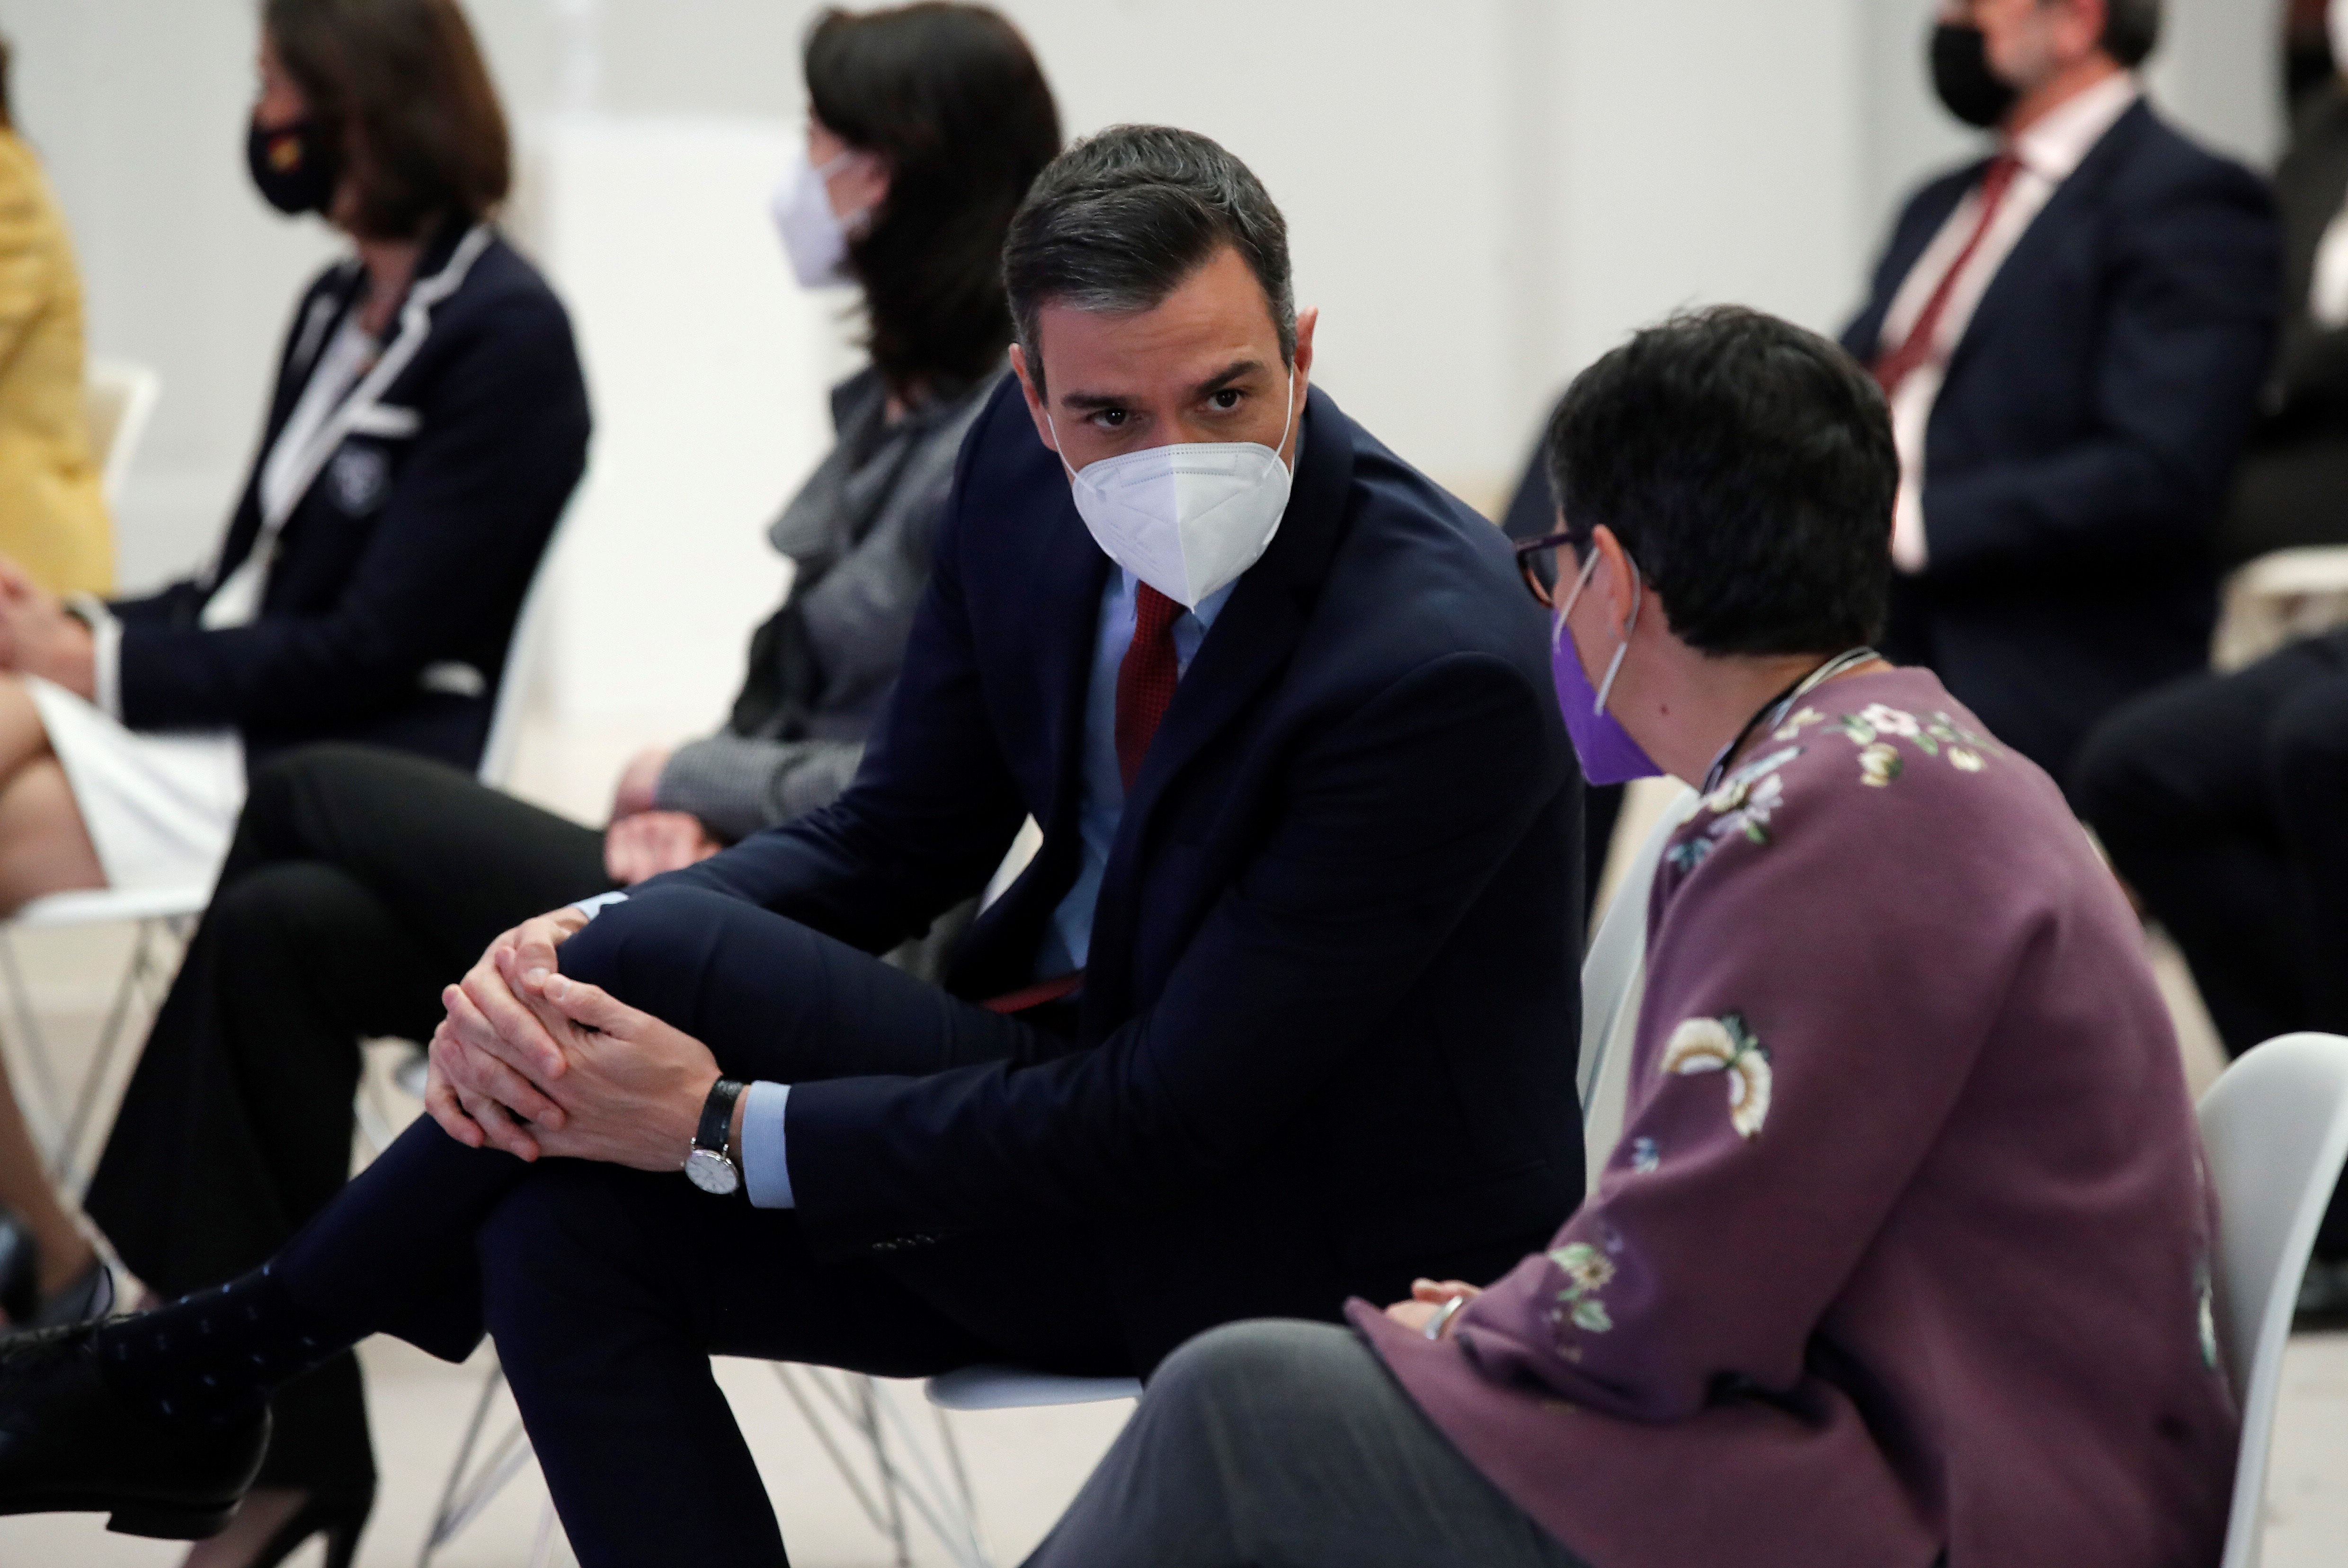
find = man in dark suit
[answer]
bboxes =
[0,127,1583,1565]
[1839,0,2278,791]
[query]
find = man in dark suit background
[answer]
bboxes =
[1840,0,2278,792]
[0,127,1583,1566]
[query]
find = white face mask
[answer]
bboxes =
[1046,370,1298,609]
[771,147,861,290]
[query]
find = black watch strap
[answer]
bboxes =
[695,1078,746,1160]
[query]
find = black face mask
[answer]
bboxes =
[1930,22,2018,129]
[246,116,339,215]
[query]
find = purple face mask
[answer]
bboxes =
[1550,546,1663,785]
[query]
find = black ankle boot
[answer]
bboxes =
[0,1322,268,1539]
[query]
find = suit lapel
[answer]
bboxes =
[1946,100,2148,383]
[1079,387,1352,1025]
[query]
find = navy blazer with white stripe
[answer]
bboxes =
[110,220,590,772]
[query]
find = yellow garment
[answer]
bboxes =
[0,129,111,595]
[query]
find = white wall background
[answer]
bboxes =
[0,0,2291,724]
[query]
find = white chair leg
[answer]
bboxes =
[421,1357,539,1567]
[0,927,67,1140]
[771,1364,994,1568]
[55,916,183,1193]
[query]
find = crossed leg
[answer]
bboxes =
[0,674,101,914]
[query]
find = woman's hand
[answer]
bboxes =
[0,569,94,699]
[603,810,721,884]
[1383,1278,1483,1337]
[609,745,671,821]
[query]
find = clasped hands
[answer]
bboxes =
[0,554,96,699]
[424,906,725,1172]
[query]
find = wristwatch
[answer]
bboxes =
[684,1078,746,1195]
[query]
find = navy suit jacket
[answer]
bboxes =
[658,379,1585,1364]
[110,222,589,772]
[1840,100,2278,787]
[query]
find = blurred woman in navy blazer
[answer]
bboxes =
[0,0,583,1462]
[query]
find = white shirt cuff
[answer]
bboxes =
[66,594,122,719]
[569,890,629,921]
[741,1079,795,1208]
[1890,478,1929,575]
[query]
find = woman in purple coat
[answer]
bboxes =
[1022,307,2238,1568]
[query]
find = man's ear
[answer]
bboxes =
[1009,343,1058,455]
[1291,305,1319,389]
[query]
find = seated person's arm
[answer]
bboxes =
[652,734,865,846]
[624,435,1032,952]
[1433,780,2000,1421]
[1920,165,2278,582]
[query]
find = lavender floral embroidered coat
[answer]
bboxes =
[1352,667,2237,1568]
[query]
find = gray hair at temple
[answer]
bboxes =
[1000,125,1296,395]
[2096,0,2161,68]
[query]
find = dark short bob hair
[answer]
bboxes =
[265,0,510,240]
[1543,305,1895,657]
[1002,124,1293,396]
[807,3,1060,393]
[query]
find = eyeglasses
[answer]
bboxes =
[1512,527,1583,610]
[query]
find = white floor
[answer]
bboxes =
[0,748,2342,1565]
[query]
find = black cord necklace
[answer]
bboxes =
[1700,647,1879,795]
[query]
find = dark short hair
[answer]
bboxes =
[1543,306,1895,657]
[265,0,510,240]
[2096,0,2161,68]
[807,3,1061,394]
[1002,125,1294,393]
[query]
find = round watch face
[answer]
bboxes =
[684,1148,740,1195]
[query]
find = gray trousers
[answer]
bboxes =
[1023,1320,1592,1568]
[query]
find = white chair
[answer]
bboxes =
[2196,1031,2348,1568]
[1575,787,1700,1178]
[83,357,160,508]
[0,362,192,1184]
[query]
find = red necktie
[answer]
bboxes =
[1114,584,1183,792]
[1873,153,2022,399]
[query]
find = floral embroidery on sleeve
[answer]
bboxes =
[1546,1240,1617,1336]
[1629,1135,1661,1174]
[1661,1013,1772,1138]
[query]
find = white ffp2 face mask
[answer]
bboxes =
[1047,370,1298,609]
[771,148,859,289]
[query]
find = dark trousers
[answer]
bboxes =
[267,884,1140,1567]
[85,745,614,1494]
[2074,629,2348,1254]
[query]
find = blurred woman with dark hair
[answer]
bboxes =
[0,0,587,1561]
[62,6,1054,1564]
